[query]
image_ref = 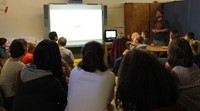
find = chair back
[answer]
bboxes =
[0,85,6,107]
[110,38,126,65]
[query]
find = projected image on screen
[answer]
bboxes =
[49,4,103,47]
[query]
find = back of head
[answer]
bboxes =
[78,41,107,72]
[33,40,62,72]
[171,33,180,40]
[58,37,67,46]
[116,49,178,110]
[191,40,200,53]
[186,32,195,39]
[136,36,144,44]
[49,31,58,41]
[33,39,68,91]
[27,42,36,53]
[0,38,7,46]
[142,31,150,38]
[9,39,27,58]
[168,38,193,67]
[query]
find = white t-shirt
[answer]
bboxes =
[0,58,25,97]
[65,67,115,111]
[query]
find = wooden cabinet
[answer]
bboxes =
[124,3,162,40]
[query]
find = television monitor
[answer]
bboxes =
[104,29,117,42]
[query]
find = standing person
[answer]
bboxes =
[0,39,27,111]
[49,31,58,42]
[0,38,9,58]
[152,10,170,46]
[116,49,179,111]
[58,37,75,68]
[65,41,115,111]
[12,40,68,111]
[166,38,200,111]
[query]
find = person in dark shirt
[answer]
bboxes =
[152,10,169,46]
[0,38,9,58]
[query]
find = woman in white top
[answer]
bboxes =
[65,41,115,111]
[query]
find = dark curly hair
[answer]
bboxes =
[116,49,178,111]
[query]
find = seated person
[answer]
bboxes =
[191,40,200,68]
[12,40,68,111]
[183,32,195,44]
[112,35,146,75]
[162,29,180,49]
[66,41,115,111]
[0,38,9,58]
[22,42,36,64]
[166,38,200,111]
[116,49,179,111]
[58,37,75,68]
[141,30,151,45]
[0,39,27,111]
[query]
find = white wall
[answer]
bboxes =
[0,0,174,39]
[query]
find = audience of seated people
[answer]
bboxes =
[116,49,180,111]
[66,41,115,111]
[21,42,36,64]
[0,39,27,111]
[0,38,9,58]
[166,38,200,111]
[1,30,200,111]
[58,37,75,68]
[12,40,68,111]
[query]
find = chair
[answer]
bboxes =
[0,85,6,108]
[109,38,126,65]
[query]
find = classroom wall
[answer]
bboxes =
[163,0,200,39]
[0,0,174,40]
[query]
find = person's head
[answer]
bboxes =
[141,31,149,39]
[133,36,144,45]
[27,42,36,54]
[34,40,62,73]
[0,38,7,47]
[168,38,194,68]
[131,32,139,41]
[116,49,178,110]
[9,39,27,58]
[49,31,58,41]
[184,32,195,41]
[33,39,68,90]
[116,49,178,111]
[58,37,67,47]
[191,40,200,55]
[78,41,107,72]
[155,10,164,19]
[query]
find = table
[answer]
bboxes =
[146,46,168,52]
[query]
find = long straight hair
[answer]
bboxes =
[33,40,68,91]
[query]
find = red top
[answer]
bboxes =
[22,52,33,64]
